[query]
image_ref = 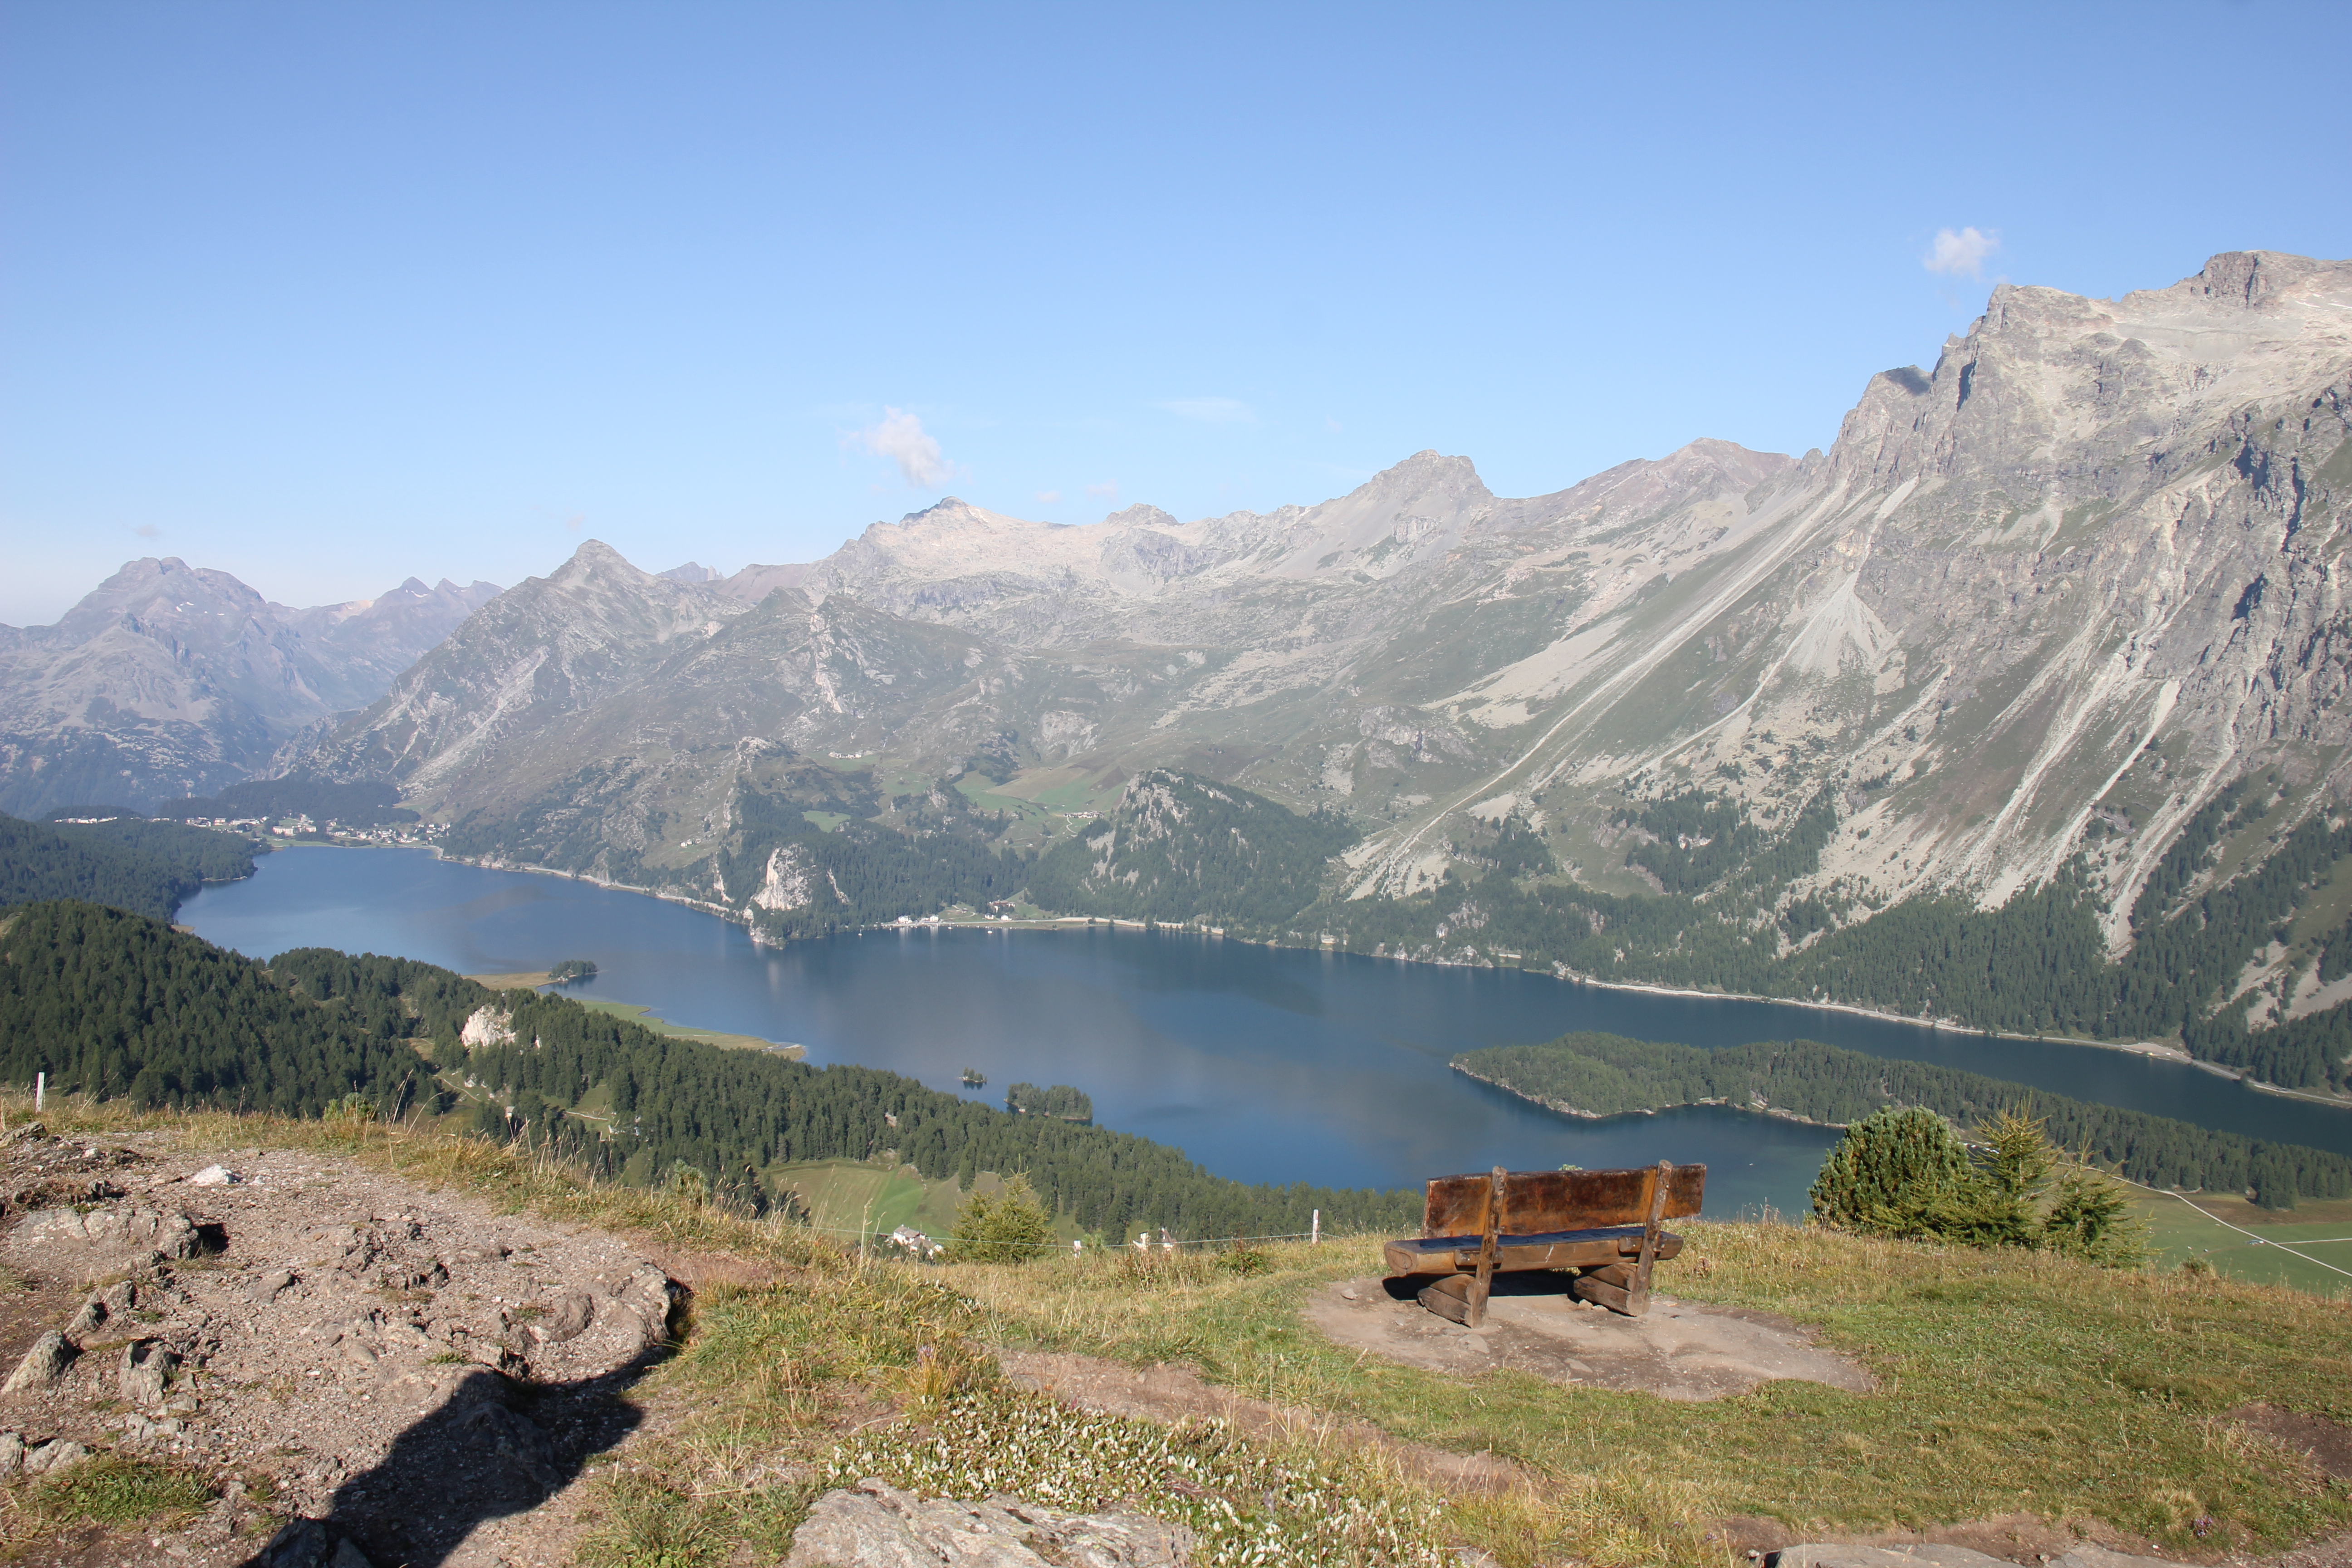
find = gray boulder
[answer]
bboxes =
[2,1331,74,1393]
[119,1340,179,1409]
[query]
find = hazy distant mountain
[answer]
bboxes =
[657,562,724,583]
[309,252,2352,1069]
[0,564,500,816]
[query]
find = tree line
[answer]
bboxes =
[1315,779,2352,1095]
[0,899,1416,1242]
[0,813,259,924]
[1025,770,1358,932]
[1455,1031,2352,1208]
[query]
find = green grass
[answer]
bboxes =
[5,1455,215,1545]
[2130,1189,2352,1294]
[577,1000,803,1058]
[769,1157,960,1240]
[16,1092,2352,1568]
[769,1159,1086,1248]
[949,1225,2352,1563]
[800,810,849,833]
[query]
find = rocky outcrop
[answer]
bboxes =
[0,1122,682,1567]
[784,1477,1196,1568]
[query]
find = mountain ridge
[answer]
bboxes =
[0,560,500,816]
[227,251,2352,1086]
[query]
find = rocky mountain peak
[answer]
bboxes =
[2185,249,2332,309]
[1101,504,1180,531]
[1351,450,1492,508]
[550,539,664,592]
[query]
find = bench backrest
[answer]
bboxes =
[1422,1163,1705,1236]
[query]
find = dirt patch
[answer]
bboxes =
[0,1124,686,1568]
[993,1348,1530,1495]
[2230,1403,2352,1482]
[1302,1273,1875,1401]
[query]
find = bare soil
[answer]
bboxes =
[0,1123,686,1568]
[1301,1272,1876,1401]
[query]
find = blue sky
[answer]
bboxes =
[5,2,2348,623]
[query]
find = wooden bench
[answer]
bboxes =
[1382,1160,1705,1326]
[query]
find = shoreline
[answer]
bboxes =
[1450,1064,1845,1131]
[308,839,2352,1117]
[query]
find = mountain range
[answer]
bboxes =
[11,249,2352,1090]
[0,563,500,815]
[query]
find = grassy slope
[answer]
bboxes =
[2128,1190,2352,1294]
[7,1093,2347,1568]
[952,1228,2352,1560]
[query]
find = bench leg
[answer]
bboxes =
[1467,1256,1494,1328]
[1570,1269,1640,1315]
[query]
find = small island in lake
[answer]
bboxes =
[548,958,598,983]
[1005,1082,1092,1123]
[960,1067,986,1086]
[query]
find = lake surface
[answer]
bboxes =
[182,847,2352,1218]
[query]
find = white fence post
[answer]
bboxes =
[34,1072,43,1112]
[1311,1208,1320,1246]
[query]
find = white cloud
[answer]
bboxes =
[1035,490,1062,505]
[1160,397,1254,424]
[133,523,162,539]
[850,407,955,487]
[1086,480,1120,504]
[1924,226,1999,279]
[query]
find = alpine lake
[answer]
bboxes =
[181,846,2352,1220]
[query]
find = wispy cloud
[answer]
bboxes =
[1160,397,1254,425]
[133,524,162,539]
[1086,480,1120,504]
[850,407,956,487]
[1035,490,1062,505]
[1924,226,1999,279]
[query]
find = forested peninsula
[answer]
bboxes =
[0,899,1414,1242]
[1455,1032,2352,1208]
[0,810,258,923]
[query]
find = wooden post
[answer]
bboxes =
[34,1072,43,1112]
[1467,1165,1505,1328]
[1310,1209,1320,1246]
[1627,1159,1672,1318]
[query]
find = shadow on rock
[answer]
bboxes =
[244,1344,667,1568]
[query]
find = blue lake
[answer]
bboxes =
[181,846,2352,1217]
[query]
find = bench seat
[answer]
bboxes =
[1382,1225,1686,1278]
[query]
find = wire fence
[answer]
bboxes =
[2110,1172,2352,1282]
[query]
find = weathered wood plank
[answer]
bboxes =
[1380,1227,1686,1277]
[1422,1163,1704,1235]
[1570,1274,1636,1313]
[1417,1273,1474,1324]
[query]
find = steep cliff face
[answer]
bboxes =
[1338,251,2352,941]
[0,561,497,815]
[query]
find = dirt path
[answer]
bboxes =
[1303,1272,1874,1401]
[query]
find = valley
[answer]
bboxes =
[100,248,2325,1105]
